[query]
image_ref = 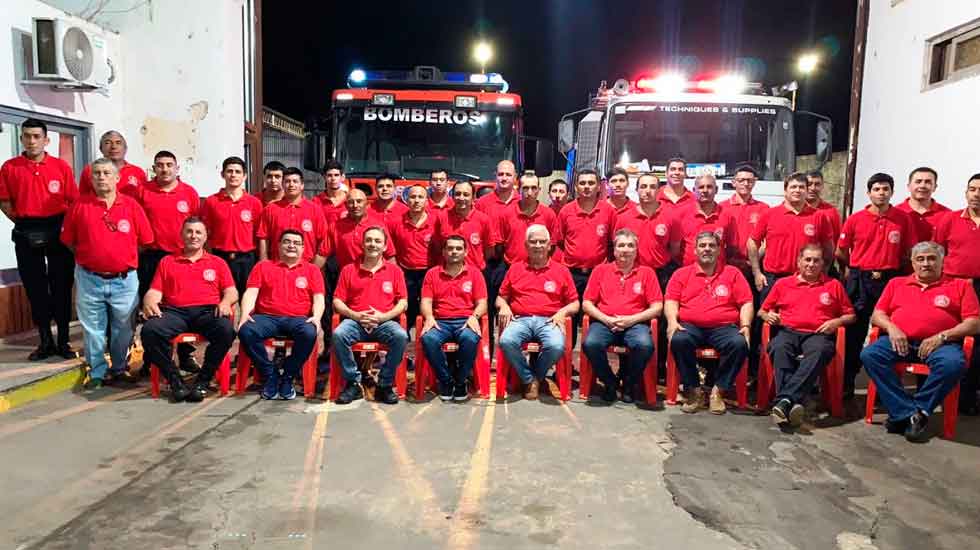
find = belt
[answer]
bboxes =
[90,268,134,279]
[213,249,254,260]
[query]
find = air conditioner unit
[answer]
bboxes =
[31,17,110,90]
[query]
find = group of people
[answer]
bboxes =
[2,118,979,442]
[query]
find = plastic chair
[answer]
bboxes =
[665,332,749,408]
[494,317,573,400]
[413,316,491,400]
[327,313,409,401]
[756,323,846,417]
[150,332,232,398]
[578,316,660,406]
[864,327,974,439]
[235,338,320,398]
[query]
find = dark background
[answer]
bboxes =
[263,0,856,156]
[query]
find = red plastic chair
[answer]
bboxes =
[756,323,846,417]
[150,333,232,398]
[864,327,974,439]
[413,316,491,400]
[578,316,660,406]
[494,317,573,400]
[235,338,320,398]
[665,331,749,408]
[327,313,409,401]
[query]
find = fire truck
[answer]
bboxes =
[558,72,832,204]
[305,66,552,199]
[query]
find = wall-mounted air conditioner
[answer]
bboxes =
[29,17,110,90]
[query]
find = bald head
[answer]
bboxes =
[496,160,516,192]
[346,188,368,219]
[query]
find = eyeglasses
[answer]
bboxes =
[102,211,117,232]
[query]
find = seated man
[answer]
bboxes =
[419,235,488,402]
[497,224,579,400]
[333,227,409,405]
[582,229,663,404]
[861,241,980,442]
[238,230,325,400]
[666,231,753,414]
[759,244,856,427]
[141,217,237,402]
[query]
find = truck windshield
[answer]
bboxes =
[606,102,795,181]
[336,106,517,180]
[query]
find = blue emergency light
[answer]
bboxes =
[347,66,508,92]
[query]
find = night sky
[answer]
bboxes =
[263,0,856,155]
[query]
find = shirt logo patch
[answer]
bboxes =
[462,281,473,293]
[117,219,131,233]
[888,230,901,244]
[423,233,432,243]
[819,292,832,306]
[240,209,253,222]
[295,276,308,289]
[176,200,190,213]
[934,295,950,308]
[202,269,216,282]
[470,233,481,246]
[48,180,60,193]
[301,219,313,232]
[749,213,760,224]
[596,224,607,237]
[544,280,557,293]
[803,223,816,236]
[127,175,138,186]
[714,284,730,297]
[382,281,394,294]
[655,223,668,237]
[633,281,643,295]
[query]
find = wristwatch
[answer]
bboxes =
[940,332,948,343]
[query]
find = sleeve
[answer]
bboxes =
[308,264,326,294]
[724,213,739,249]
[664,269,683,301]
[472,271,488,302]
[834,280,855,316]
[933,214,951,248]
[60,204,78,248]
[78,165,93,196]
[731,268,753,305]
[582,266,602,303]
[245,261,264,289]
[818,212,833,244]
[316,209,333,257]
[133,202,155,246]
[0,161,12,201]
[383,225,396,259]
[760,278,782,312]
[899,213,915,253]
[960,280,980,319]
[560,266,578,304]
[200,197,214,229]
[149,256,168,292]
[421,269,436,299]
[393,268,408,301]
[62,162,78,204]
[749,208,770,243]
[874,279,897,314]
[828,208,843,238]
[553,208,566,245]
[217,258,235,291]
[544,207,559,241]
[333,265,351,303]
[837,216,854,250]
[644,268,663,303]
[498,267,514,302]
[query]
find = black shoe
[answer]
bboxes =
[771,398,791,426]
[170,378,192,403]
[336,383,363,405]
[378,385,399,405]
[438,381,454,402]
[905,411,930,443]
[885,417,910,434]
[453,382,469,402]
[179,357,202,373]
[185,383,208,403]
[28,344,55,361]
[620,385,636,404]
[55,342,77,360]
[601,383,618,403]
[83,377,104,391]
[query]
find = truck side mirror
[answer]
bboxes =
[534,139,554,177]
[816,120,832,165]
[558,119,575,154]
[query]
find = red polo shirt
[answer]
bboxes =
[334,261,407,313]
[761,274,854,333]
[150,252,235,307]
[422,265,488,318]
[499,259,578,317]
[433,208,497,271]
[656,186,695,216]
[369,199,409,226]
[612,205,675,269]
[722,195,769,267]
[474,189,518,220]
[837,206,913,270]
[0,153,77,218]
[78,162,146,197]
[247,259,325,317]
[751,203,832,274]
[934,210,980,278]
[257,198,330,262]
[607,198,636,217]
[557,199,616,269]
[256,190,282,206]
[812,200,842,242]
[665,264,753,328]
[331,211,395,267]
[427,195,454,212]
[875,275,980,340]
[201,190,263,252]
[387,211,437,270]
[675,203,738,266]
[896,198,951,244]
[61,194,152,273]
[137,179,200,253]
[584,262,663,316]
[498,202,559,265]
[316,193,348,225]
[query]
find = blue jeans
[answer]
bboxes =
[332,319,408,386]
[238,314,317,387]
[74,267,138,380]
[860,336,966,421]
[420,318,481,386]
[582,322,654,388]
[499,316,566,384]
[669,323,748,391]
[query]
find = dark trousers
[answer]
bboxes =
[238,314,317,385]
[654,263,678,374]
[844,268,898,393]
[569,267,592,348]
[403,268,428,334]
[322,256,340,343]
[960,279,980,411]
[768,327,836,404]
[670,323,748,391]
[583,322,654,389]
[138,248,194,362]
[211,250,256,298]
[861,336,965,421]
[12,216,74,344]
[141,305,235,384]
[419,318,481,385]
[483,258,509,351]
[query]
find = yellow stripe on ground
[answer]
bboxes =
[448,399,496,549]
[0,366,85,415]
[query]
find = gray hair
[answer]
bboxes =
[694,173,717,187]
[910,241,945,261]
[90,157,118,174]
[99,130,126,147]
[694,230,720,246]
[613,228,639,245]
[797,243,825,260]
[525,224,550,241]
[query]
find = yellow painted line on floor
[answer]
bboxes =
[560,402,582,430]
[302,410,329,550]
[447,399,497,550]
[291,409,329,513]
[464,405,478,430]
[408,401,436,425]
[0,365,85,415]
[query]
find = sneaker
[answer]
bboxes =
[709,387,727,415]
[680,388,705,413]
[336,383,363,405]
[185,383,208,403]
[905,411,930,443]
[620,385,636,404]
[56,342,77,360]
[83,377,104,391]
[771,398,792,426]
[788,403,806,427]
[170,378,192,403]
[523,379,540,400]
[279,384,297,401]
[885,417,910,434]
[438,381,454,402]
[453,382,469,402]
[260,376,279,400]
[378,385,399,405]
[600,383,618,403]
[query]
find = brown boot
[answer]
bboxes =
[709,386,727,415]
[524,379,540,400]
[680,387,704,413]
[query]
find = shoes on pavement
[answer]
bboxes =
[170,378,191,403]
[336,383,363,405]
[680,388,705,413]
[709,387,727,415]
[771,398,791,426]
[885,417,910,434]
[621,384,636,404]
[600,383,618,403]
[185,383,208,403]
[278,377,297,400]
[452,382,469,402]
[905,411,930,443]
[438,380,454,402]
[83,377,104,391]
[260,376,279,400]
[56,342,77,360]
[28,344,56,361]
[788,403,806,427]
[523,379,540,401]
[377,385,399,405]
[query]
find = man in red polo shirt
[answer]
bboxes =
[895,166,950,243]
[497,224,579,400]
[806,170,843,277]
[666,231,754,415]
[433,181,497,272]
[420,235,488,402]
[62,158,152,388]
[674,174,738,266]
[934,173,980,414]
[722,165,769,275]
[78,130,146,197]
[258,161,285,206]
[316,159,349,225]
[582,229,663,403]
[837,172,914,396]
[332,227,408,405]
[614,174,676,290]
[475,160,517,346]
[239,230,325,400]
[369,174,409,226]
[605,167,635,216]
[759,244,855,427]
[141,217,237,402]
[256,167,329,266]
[201,156,263,296]
[388,184,437,333]
[498,174,559,266]
[548,179,569,216]
[862,241,980,442]
[657,157,694,215]
[427,169,454,212]
[0,118,78,360]
[331,188,394,268]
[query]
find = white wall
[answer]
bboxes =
[854,0,980,211]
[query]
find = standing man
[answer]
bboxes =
[332,188,395,268]
[605,167,635,215]
[806,171,843,243]
[427,169,455,212]
[141,218,237,402]
[722,165,769,275]
[369,174,409,225]
[896,167,950,244]
[258,161,285,205]
[78,130,146,197]
[498,174,559,267]
[673,174,738,266]
[475,160,518,345]
[256,167,329,266]
[0,118,78,360]
[317,159,349,225]
[657,158,694,215]
[614,174,676,290]
[201,156,263,297]
[61,158,152,388]
[388,184,437,332]
[433,181,497,273]
[548,179,570,216]
[837,173,914,397]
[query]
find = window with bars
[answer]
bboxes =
[925,19,980,89]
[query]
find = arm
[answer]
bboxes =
[420,297,438,335]
[216,286,238,318]
[738,302,754,344]
[0,201,15,223]
[495,295,514,330]
[549,300,580,333]
[918,317,980,360]
[815,312,857,334]
[307,294,325,331]
[258,239,269,261]
[332,297,364,323]
[758,307,780,325]
[582,299,612,327]
[142,289,164,318]
[870,309,909,356]
[664,299,683,341]
[467,298,488,334]
[747,238,766,291]
[313,254,326,268]
[238,288,258,329]
[377,298,407,323]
